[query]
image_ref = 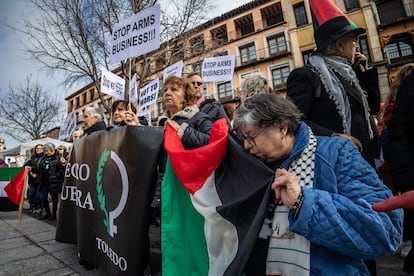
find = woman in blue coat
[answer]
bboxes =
[233,94,402,275]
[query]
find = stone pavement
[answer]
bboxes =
[0,210,411,276]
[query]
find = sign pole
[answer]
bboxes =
[18,167,29,223]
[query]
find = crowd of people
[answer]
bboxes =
[17,1,414,274]
[24,143,68,221]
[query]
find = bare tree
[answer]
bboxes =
[12,0,215,113]
[0,75,63,142]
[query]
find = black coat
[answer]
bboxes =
[37,152,65,193]
[287,66,380,167]
[84,120,107,136]
[387,71,414,192]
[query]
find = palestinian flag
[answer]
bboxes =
[3,167,26,206]
[0,167,21,211]
[162,118,275,275]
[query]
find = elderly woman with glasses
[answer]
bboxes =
[233,93,401,275]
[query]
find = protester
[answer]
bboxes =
[111,99,148,126]
[83,107,106,136]
[158,75,213,149]
[36,143,65,221]
[72,129,83,141]
[57,145,69,163]
[287,0,380,170]
[387,70,414,273]
[187,72,229,125]
[233,93,401,275]
[239,74,273,102]
[25,144,44,214]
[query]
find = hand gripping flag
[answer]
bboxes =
[162,118,275,275]
[4,167,26,205]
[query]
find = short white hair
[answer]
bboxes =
[84,107,102,120]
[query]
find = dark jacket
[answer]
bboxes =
[287,66,380,167]
[37,152,65,193]
[158,105,213,150]
[84,120,107,136]
[199,99,232,128]
[25,152,44,185]
[387,71,414,192]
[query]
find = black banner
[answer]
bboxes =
[56,126,164,275]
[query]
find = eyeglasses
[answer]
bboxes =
[192,81,203,87]
[238,127,266,146]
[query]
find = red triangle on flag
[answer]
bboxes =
[4,168,26,205]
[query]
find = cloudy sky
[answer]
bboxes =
[0,0,251,149]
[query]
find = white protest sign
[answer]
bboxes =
[163,60,183,80]
[139,78,159,110]
[100,68,125,100]
[137,109,152,126]
[201,55,235,82]
[130,73,138,104]
[110,4,161,63]
[59,109,77,140]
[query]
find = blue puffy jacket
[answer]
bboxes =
[283,122,402,275]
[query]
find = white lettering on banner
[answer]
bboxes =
[96,237,128,271]
[61,186,95,210]
[65,163,90,181]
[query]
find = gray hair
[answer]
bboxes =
[234,94,301,135]
[240,74,270,98]
[84,106,102,120]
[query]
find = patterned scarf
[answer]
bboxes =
[266,127,317,276]
[309,55,374,138]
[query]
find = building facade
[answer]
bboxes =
[65,0,414,128]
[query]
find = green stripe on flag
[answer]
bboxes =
[161,158,209,275]
[0,168,22,197]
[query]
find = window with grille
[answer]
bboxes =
[271,65,290,90]
[358,36,371,62]
[240,43,257,64]
[267,33,287,56]
[217,82,233,101]
[294,2,308,27]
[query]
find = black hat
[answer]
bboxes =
[310,0,366,51]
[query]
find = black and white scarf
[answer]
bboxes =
[309,55,374,139]
[266,127,317,276]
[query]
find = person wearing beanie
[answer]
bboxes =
[286,0,382,274]
[35,142,66,221]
